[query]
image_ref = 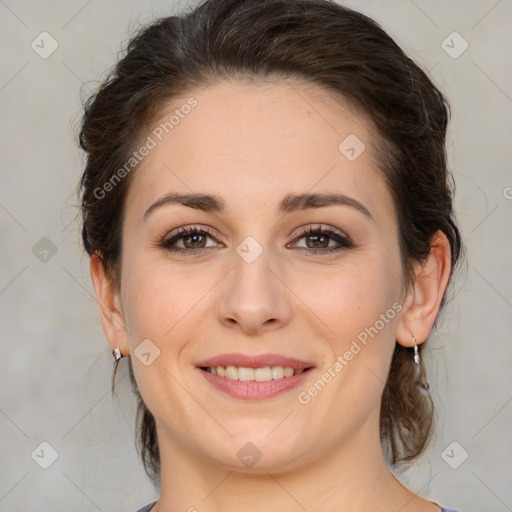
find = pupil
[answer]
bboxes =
[185,234,205,248]
[307,234,328,249]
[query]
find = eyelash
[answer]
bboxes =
[159,224,354,256]
[288,225,354,254]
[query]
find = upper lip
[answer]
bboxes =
[197,353,315,371]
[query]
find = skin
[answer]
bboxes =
[91,79,452,512]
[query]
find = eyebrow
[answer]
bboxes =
[143,192,373,221]
[144,192,225,220]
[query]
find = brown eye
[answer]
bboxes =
[304,232,330,249]
[288,225,354,254]
[181,233,207,249]
[160,226,220,254]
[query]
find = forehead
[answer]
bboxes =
[125,79,392,220]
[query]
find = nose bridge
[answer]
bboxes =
[217,235,290,332]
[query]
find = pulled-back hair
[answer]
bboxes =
[78,0,463,486]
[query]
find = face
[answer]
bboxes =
[114,79,408,472]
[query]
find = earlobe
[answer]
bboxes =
[396,230,452,348]
[89,253,130,355]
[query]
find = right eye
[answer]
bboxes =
[160,226,222,255]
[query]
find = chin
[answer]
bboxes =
[202,427,308,473]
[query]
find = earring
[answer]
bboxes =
[412,336,420,365]
[412,336,429,392]
[111,348,124,397]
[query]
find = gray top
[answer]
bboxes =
[136,501,461,512]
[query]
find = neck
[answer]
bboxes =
[149,410,439,512]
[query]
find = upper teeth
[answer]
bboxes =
[206,365,305,381]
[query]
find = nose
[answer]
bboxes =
[215,244,293,335]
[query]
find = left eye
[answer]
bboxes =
[287,226,353,254]
[293,232,338,249]
[160,227,218,252]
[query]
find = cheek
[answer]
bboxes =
[120,259,210,428]
[292,256,401,344]
[120,256,206,341]
[296,255,402,416]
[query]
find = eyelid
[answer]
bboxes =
[288,223,349,241]
[286,224,353,251]
[163,224,224,243]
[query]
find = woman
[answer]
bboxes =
[78,0,464,510]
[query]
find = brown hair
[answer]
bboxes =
[78,0,463,486]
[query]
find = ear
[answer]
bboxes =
[396,230,452,348]
[89,253,130,356]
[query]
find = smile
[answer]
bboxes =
[196,353,315,399]
[201,365,309,381]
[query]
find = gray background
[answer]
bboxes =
[0,0,511,511]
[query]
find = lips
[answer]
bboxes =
[196,352,314,371]
[195,353,315,399]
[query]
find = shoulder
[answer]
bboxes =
[135,502,157,512]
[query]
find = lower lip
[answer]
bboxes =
[198,368,314,400]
